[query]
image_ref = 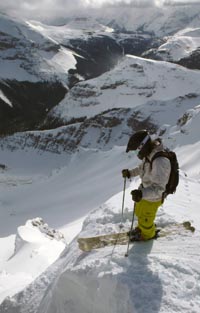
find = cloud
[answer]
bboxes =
[0,0,84,20]
[0,0,199,21]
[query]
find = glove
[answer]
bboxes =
[131,189,142,202]
[122,169,130,178]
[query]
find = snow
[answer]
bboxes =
[30,162,200,313]
[1,120,200,312]
[51,54,200,122]
[0,145,135,307]
[0,13,77,82]
[1,6,200,313]
[0,218,65,304]
[157,27,200,61]
[0,60,39,82]
[1,6,200,82]
[26,18,114,43]
[14,167,199,313]
[0,90,12,107]
[1,60,200,313]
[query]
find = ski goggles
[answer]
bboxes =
[137,134,150,152]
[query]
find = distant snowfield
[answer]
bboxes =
[26,18,114,42]
[0,13,77,82]
[157,27,200,61]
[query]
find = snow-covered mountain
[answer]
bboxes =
[1,54,200,154]
[0,12,74,134]
[1,4,200,135]
[0,13,77,82]
[1,3,200,313]
[50,54,200,122]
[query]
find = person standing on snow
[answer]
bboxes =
[122,130,171,241]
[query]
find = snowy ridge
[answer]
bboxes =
[26,17,114,43]
[0,218,66,304]
[1,54,200,154]
[1,130,200,312]
[25,6,200,45]
[154,27,200,61]
[0,13,77,82]
[1,4,199,82]
[51,55,200,121]
[99,4,200,37]
[1,7,200,135]
[36,170,200,313]
[5,170,199,313]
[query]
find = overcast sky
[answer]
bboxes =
[0,0,199,21]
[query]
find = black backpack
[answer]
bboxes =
[150,149,179,199]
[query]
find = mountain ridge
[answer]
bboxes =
[0,6,200,136]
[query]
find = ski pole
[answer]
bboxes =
[120,177,126,228]
[125,202,136,257]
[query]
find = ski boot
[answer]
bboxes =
[127,227,144,242]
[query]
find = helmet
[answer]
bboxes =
[126,130,152,159]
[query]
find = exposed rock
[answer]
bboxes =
[177,48,200,70]
[0,80,67,135]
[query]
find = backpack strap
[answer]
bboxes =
[150,151,170,169]
[150,150,171,203]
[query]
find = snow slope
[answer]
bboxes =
[1,111,200,312]
[1,52,200,155]
[26,18,114,44]
[96,4,200,37]
[1,53,200,313]
[0,143,137,305]
[0,13,77,82]
[51,54,200,122]
[155,27,200,61]
[1,5,200,312]
[1,39,200,313]
[1,3,198,83]
[38,176,200,313]
[41,107,200,313]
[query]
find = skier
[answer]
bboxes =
[122,130,171,241]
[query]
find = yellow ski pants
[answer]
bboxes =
[135,199,162,240]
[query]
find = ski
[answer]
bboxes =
[77,221,195,252]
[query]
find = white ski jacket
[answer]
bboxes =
[129,141,171,202]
